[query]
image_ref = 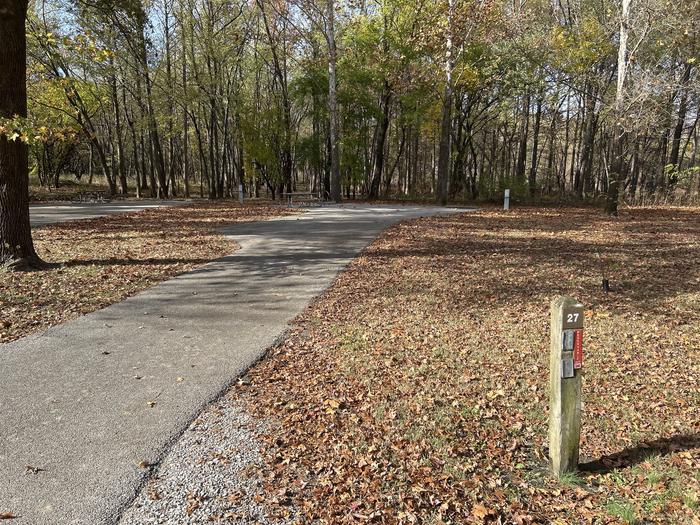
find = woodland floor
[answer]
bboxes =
[231,205,700,525]
[0,202,294,344]
[29,178,115,202]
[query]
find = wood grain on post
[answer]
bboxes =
[549,296,584,477]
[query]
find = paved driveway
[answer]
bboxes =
[29,200,185,226]
[0,204,465,524]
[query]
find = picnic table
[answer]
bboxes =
[282,191,323,207]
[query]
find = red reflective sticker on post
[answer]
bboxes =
[573,329,583,369]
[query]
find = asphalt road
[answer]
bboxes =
[0,204,463,524]
[29,200,185,226]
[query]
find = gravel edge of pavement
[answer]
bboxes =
[116,331,294,525]
[118,389,292,525]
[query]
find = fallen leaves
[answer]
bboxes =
[472,503,493,520]
[237,206,700,524]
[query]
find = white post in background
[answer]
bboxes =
[238,183,244,204]
[504,189,510,210]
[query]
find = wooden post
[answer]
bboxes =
[504,188,510,210]
[549,296,584,477]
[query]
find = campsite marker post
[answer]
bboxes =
[549,296,584,477]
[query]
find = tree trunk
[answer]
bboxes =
[668,62,693,188]
[528,96,542,196]
[436,0,454,206]
[385,125,406,196]
[109,61,127,195]
[515,92,530,186]
[606,0,631,216]
[181,0,190,198]
[327,0,341,202]
[0,0,42,269]
[164,2,177,197]
[579,90,598,198]
[137,9,168,198]
[369,81,391,199]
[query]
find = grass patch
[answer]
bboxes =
[607,499,640,524]
[684,492,699,510]
[559,471,585,487]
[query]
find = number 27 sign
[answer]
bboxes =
[562,304,584,374]
[562,305,584,329]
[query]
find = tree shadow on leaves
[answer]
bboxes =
[579,433,700,474]
[62,257,214,267]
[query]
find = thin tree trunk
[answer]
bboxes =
[137,9,168,198]
[436,0,453,206]
[327,0,341,202]
[181,4,190,198]
[385,125,406,196]
[606,0,631,216]
[164,1,177,196]
[109,57,127,195]
[528,96,542,196]
[369,81,391,199]
[515,92,531,186]
[668,63,693,187]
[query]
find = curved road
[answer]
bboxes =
[0,204,462,524]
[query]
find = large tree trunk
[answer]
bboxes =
[0,0,42,269]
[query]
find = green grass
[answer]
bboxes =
[642,493,668,513]
[683,491,699,510]
[645,467,665,486]
[559,471,585,487]
[606,499,639,524]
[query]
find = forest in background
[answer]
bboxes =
[8,0,700,208]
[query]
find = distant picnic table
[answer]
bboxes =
[282,191,323,207]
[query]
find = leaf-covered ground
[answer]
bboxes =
[0,202,293,344]
[29,179,115,202]
[237,206,700,525]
